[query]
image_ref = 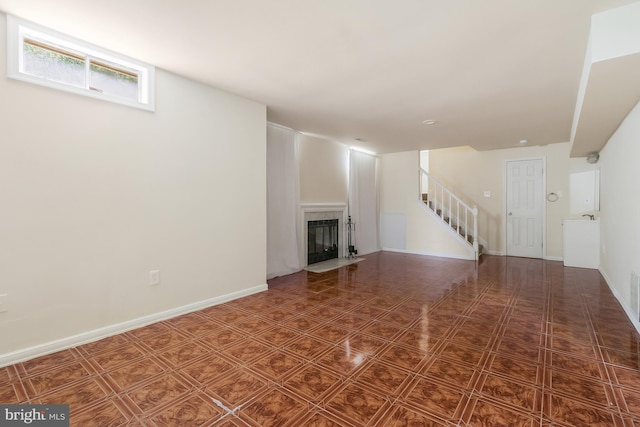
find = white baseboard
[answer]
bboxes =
[599,268,640,335]
[382,247,476,261]
[544,255,563,262]
[0,284,268,368]
[484,250,504,256]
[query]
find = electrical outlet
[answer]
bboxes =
[0,293,8,313]
[149,270,161,286]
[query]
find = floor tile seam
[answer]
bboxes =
[1,380,29,404]
[495,329,548,349]
[30,372,117,401]
[463,390,543,423]
[542,385,624,413]
[164,316,224,331]
[370,398,408,427]
[595,332,640,348]
[484,347,545,366]
[196,337,258,355]
[490,342,546,368]
[473,370,544,400]
[388,399,460,427]
[310,356,372,384]
[298,409,359,427]
[218,351,277,368]
[377,350,435,378]
[299,334,354,352]
[320,387,396,427]
[120,384,205,420]
[91,370,162,396]
[460,292,509,318]
[281,321,336,336]
[609,384,636,420]
[104,366,198,398]
[17,349,87,378]
[414,365,480,395]
[196,364,270,394]
[134,338,196,356]
[434,338,492,362]
[1,365,21,383]
[71,395,137,419]
[275,335,335,359]
[481,307,516,354]
[326,318,382,334]
[281,374,349,409]
[35,394,118,416]
[539,276,553,406]
[343,374,411,405]
[476,367,545,393]
[581,301,624,374]
[76,341,139,359]
[371,317,423,333]
[544,344,602,364]
[351,325,405,345]
[304,308,357,322]
[170,326,233,341]
[609,372,640,394]
[341,335,396,358]
[13,357,95,382]
[124,324,175,342]
[394,335,447,357]
[549,350,607,378]
[242,351,308,382]
[20,366,101,398]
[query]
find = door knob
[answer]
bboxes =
[508,212,512,216]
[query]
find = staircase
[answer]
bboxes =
[420,168,482,260]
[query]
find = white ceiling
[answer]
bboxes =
[0,0,637,154]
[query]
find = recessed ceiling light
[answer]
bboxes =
[422,119,438,125]
[519,139,528,144]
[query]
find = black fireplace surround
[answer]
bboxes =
[307,219,339,264]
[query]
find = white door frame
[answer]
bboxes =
[503,156,546,258]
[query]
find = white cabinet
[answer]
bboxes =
[563,219,600,268]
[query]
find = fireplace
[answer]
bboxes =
[307,219,339,265]
[300,203,347,267]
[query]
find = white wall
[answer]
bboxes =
[599,100,640,324]
[0,13,267,360]
[298,134,349,204]
[380,151,473,259]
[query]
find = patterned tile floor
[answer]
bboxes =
[2,252,640,426]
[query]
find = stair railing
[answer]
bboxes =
[419,168,479,259]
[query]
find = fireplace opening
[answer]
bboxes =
[307,219,339,265]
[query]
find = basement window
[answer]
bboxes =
[7,15,155,111]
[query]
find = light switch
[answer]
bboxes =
[484,191,491,198]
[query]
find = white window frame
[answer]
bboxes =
[7,15,155,111]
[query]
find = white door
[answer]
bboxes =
[506,159,544,258]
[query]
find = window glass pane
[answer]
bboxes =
[22,41,85,88]
[89,60,139,101]
[9,15,154,111]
